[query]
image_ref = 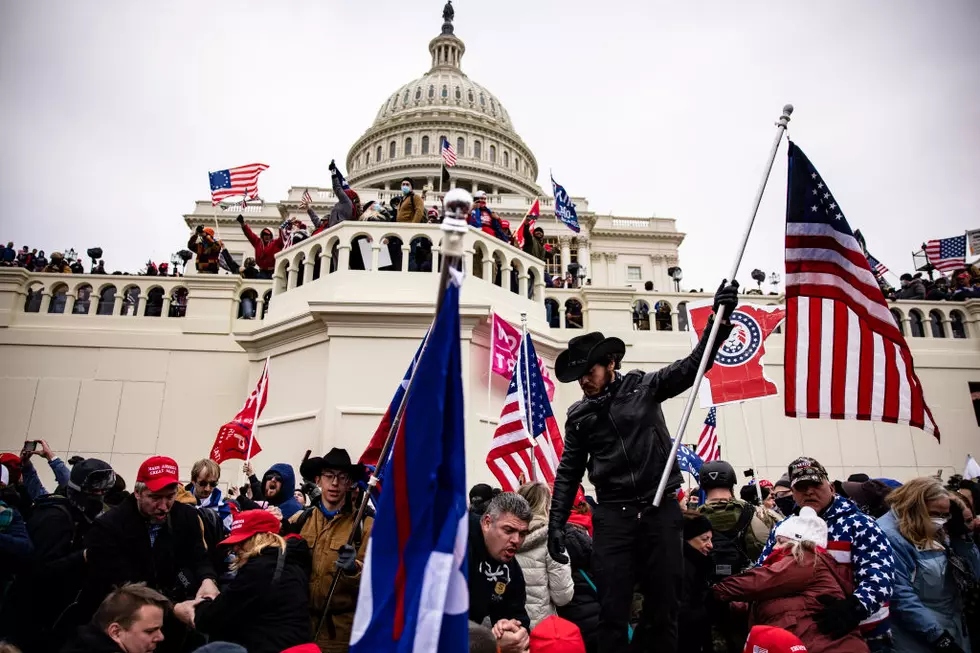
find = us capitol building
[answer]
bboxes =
[1,6,977,492]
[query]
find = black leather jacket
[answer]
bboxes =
[550,319,732,529]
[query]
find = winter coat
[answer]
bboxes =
[758,494,895,638]
[468,513,531,632]
[515,515,574,629]
[187,232,220,273]
[78,495,217,623]
[396,191,425,223]
[289,504,373,653]
[194,538,314,653]
[699,498,781,565]
[521,222,547,261]
[21,455,71,501]
[60,623,127,653]
[557,523,599,652]
[714,547,869,653]
[678,543,714,653]
[468,207,509,241]
[0,502,32,590]
[550,319,732,528]
[895,279,926,300]
[878,510,980,652]
[262,463,304,519]
[240,222,284,271]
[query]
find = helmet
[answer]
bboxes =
[67,458,115,520]
[699,460,737,490]
[474,190,487,201]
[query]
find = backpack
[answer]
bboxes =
[706,504,755,584]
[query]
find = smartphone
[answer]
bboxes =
[23,440,39,453]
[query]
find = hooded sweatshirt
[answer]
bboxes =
[240,222,284,271]
[263,464,303,519]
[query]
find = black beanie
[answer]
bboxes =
[683,514,712,540]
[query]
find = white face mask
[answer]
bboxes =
[401,185,411,195]
[931,517,949,531]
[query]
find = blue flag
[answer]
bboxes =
[673,440,704,480]
[551,174,580,233]
[350,279,468,652]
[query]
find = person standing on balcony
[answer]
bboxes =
[307,161,362,236]
[469,191,509,241]
[395,178,425,223]
[188,226,221,273]
[236,215,283,280]
[546,281,739,653]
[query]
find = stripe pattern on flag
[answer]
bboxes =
[783,142,938,438]
[696,407,720,462]
[209,163,269,205]
[487,334,564,491]
[441,139,457,168]
[924,235,967,273]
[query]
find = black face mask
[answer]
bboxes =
[775,495,796,516]
[67,487,105,521]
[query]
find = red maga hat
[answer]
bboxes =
[220,509,282,546]
[136,456,180,492]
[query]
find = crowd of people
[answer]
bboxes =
[0,244,104,275]
[887,269,980,302]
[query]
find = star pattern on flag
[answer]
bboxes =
[209,170,231,191]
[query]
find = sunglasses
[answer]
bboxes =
[196,479,219,488]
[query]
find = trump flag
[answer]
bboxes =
[350,277,468,652]
[686,301,785,408]
[490,313,556,401]
[210,359,268,464]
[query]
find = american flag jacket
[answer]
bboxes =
[757,494,894,637]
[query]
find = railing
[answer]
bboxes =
[13,273,193,318]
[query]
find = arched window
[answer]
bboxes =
[490,99,497,115]
[261,290,272,319]
[73,285,93,314]
[439,135,448,152]
[516,157,521,172]
[503,151,509,167]
[468,90,474,103]
[457,137,465,156]
[121,286,140,317]
[48,285,68,314]
[389,141,396,159]
[24,284,42,312]
[565,299,583,329]
[474,140,482,158]
[909,310,925,338]
[376,145,382,162]
[404,137,412,156]
[96,286,116,315]
[929,310,946,338]
[479,93,486,106]
[632,300,651,331]
[145,287,165,317]
[365,150,371,165]
[454,86,461,100]
[545,298,560,328]
[169,288,187,318]
[428,85,435,99]
[238,289,258,320]
[890,308,905,336]
[489,145,496,163]
[403,89,410,104]
[421,136,430,154]
[654,300,673,331]
[414,87,422,100]
[441,85,448,98]
[950,310,967,338]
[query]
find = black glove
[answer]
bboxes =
[335,544,358,575]
[814,595,863,639]
[196,225,204,234]
[712,279,740,321]
[236,214,244,224]
[932,631,966,653]
[547,526,568,564]
[329,159,337,172]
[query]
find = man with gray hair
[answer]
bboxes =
[469,492,532,653]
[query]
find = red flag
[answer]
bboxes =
[210,359,269,464]
[687,301,785,407]
[513,199,541,249]
[490,312,555,401]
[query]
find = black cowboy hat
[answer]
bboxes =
[300,448,366,484]
[555,331,626,383]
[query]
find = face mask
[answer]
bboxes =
[775,495,796,516]
[401,186,411,195]
[931,517,949,531]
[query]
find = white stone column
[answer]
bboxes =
[670,310,679,331]
[577,238,590,275]
[320,250,332,275]
[286,266,299,290]
[39,291,52,313]
[922,312,933,338]
[431,246,442,274]
[64,292,76,315]
[272,273,286,296]
[590,251,603,286]
[162,296,172,317]
[483,257,493,282]
[519,273,529,298]
[401,245,411,272]
[255,296,265,319]
[337,244,351,271]
[534,273,546,304]
[136,295,147,317]
[464,249,474,277]
[559,236,572,279]
[371,244,381,271]
[606,252,618,286]
[111,293,124,315]
[303,259,316,284]
[87,292,98,315]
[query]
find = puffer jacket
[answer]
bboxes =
[550,319,732,529]
[713,547,869,653]
[515,516,574,629]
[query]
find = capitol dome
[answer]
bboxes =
[346,4,540,197]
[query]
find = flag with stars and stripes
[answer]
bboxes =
[924,235,967,273]
[208,163,268,205]
[784,142,939,438]
[487,334,564,491]
[696,407,720,462]
[441,138,457,168]
[301,188,313,208]
[866,253,889,280]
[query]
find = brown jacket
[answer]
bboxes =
[713,547,869,653]
[396,192,425,223]
[290,506,373,652]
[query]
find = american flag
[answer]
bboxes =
[209,163,269,205]
[924,235,967,273]
[441,138,457,168]
[784,142,938,438]
[866,253,889,280]
[696,407,720,462]
[300,189,312,208]
[487,334,563,491]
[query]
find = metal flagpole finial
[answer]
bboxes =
[778,104,794,127]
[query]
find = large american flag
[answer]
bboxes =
[209,163,269,205]
[487,334,563,491]
[696,407,720,462]
[924,235,967,273]
[784,142,938,438]
[441,138,457,168]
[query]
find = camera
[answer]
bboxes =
[86,247,103,260]
[743,468,755,478]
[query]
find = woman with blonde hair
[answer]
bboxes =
[878,477,980,653]
[516,482,575,629]
[172,510,314,653]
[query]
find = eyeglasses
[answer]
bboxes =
[196,479,219,488]
[322,472,350,485]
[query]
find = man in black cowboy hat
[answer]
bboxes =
[288,448,371,652]
[547,281,739,653]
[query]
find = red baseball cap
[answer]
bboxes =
[530,615,586,653]
[220,509,282,546]
[136,456,180,492]
[743,626,808,653]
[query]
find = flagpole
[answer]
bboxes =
[653,104,793,507]
[242,357,268,487]
[521,312,537,482]
[488,311,495,449]
[315,189,473,640]
[738,402,764,505]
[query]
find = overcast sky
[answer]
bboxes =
[1,1,977,290]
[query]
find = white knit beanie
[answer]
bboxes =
[774,506,828,549]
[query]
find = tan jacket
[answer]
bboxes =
[291,507,373,652]
[396,192,425,223]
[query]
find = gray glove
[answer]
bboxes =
[335,544,358,575]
